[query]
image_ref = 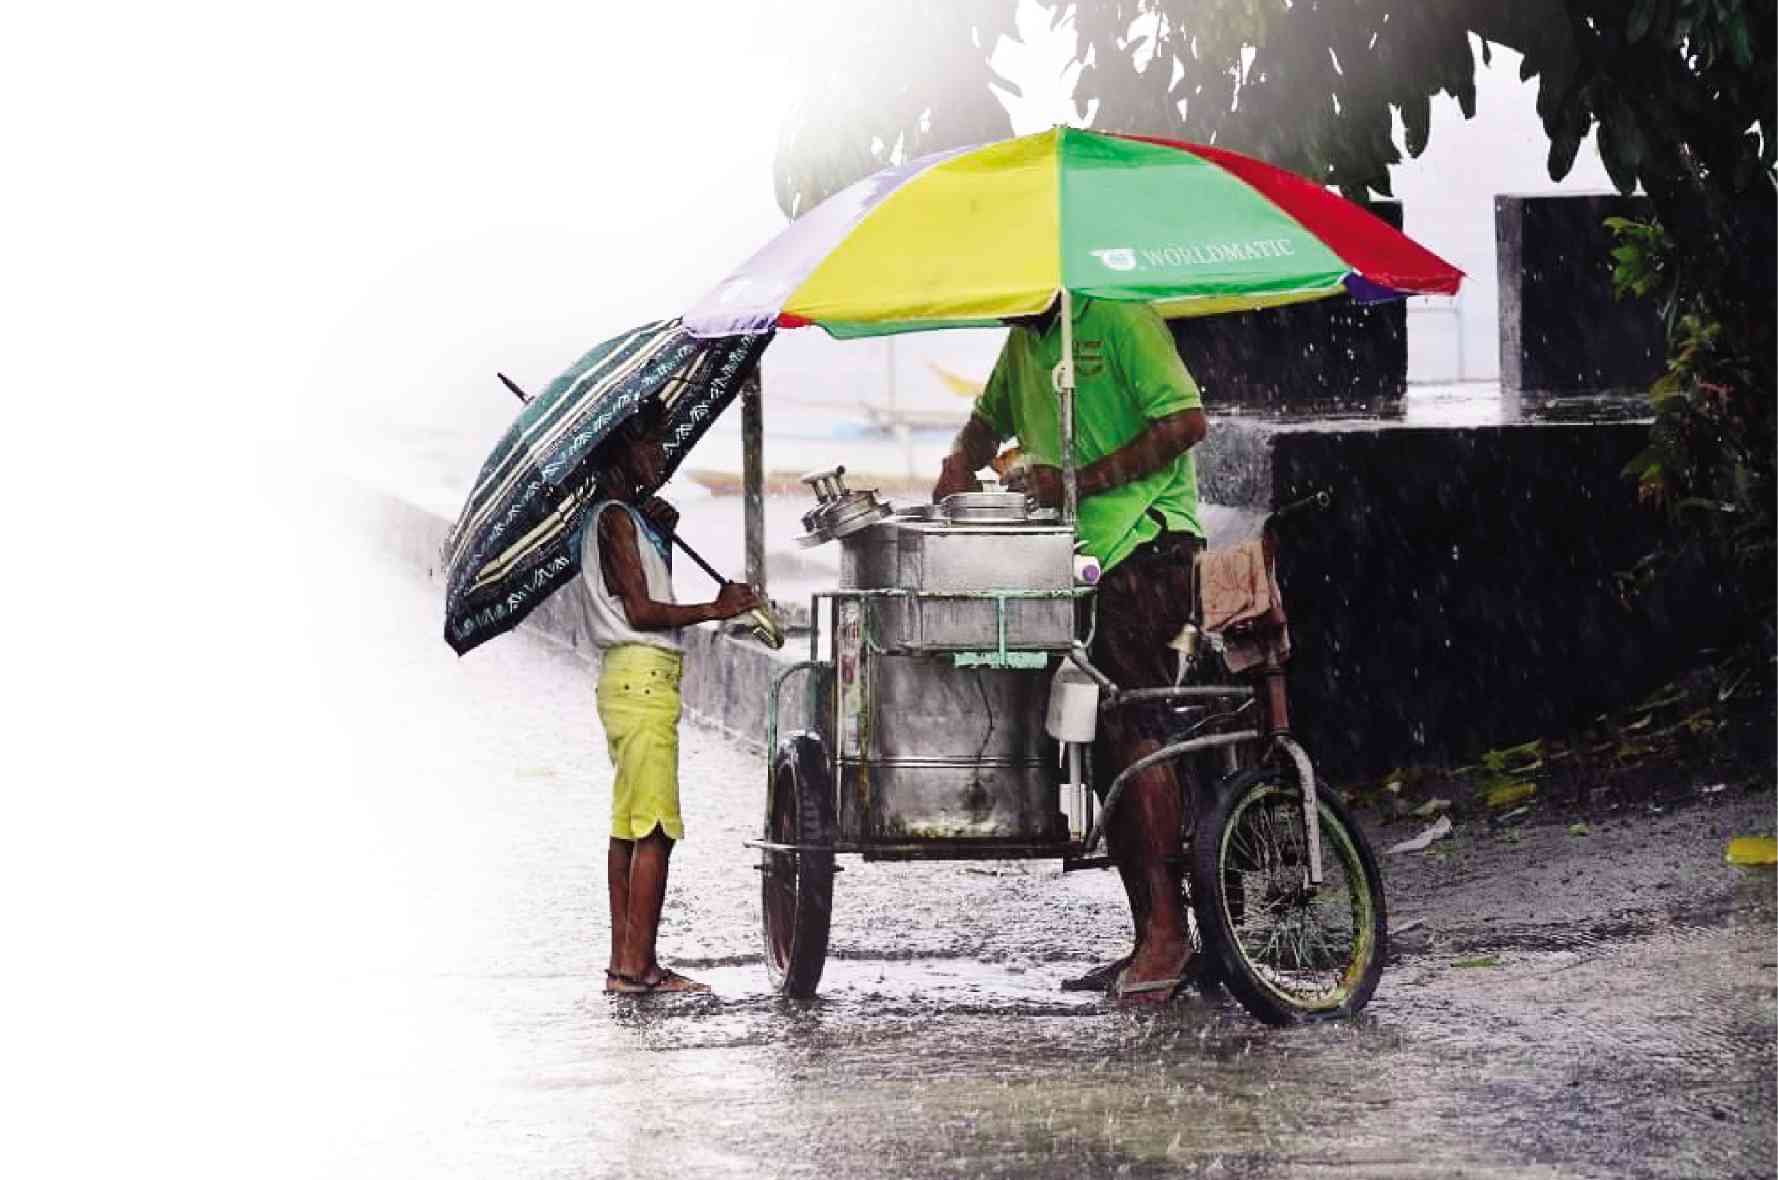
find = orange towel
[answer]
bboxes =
[1196,539,1291,673]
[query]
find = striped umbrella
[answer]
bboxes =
[442,320,770,656]
[685,126,1460,340]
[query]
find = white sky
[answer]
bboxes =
[12,2,801,456]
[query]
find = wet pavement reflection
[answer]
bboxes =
[307,539,1773,1180]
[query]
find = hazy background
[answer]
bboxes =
[286,0,1616,498]
[12,0,1617,475]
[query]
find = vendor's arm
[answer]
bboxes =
[932,413,1004,502]
[1077,408,1207,496]
[1008,303,1207,507]
[1007,410,1206,506]
[598,508,759,629]
[934,339,1019,502]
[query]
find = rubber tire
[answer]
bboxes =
[760,732,836,998]
[1191,767,1388,1026]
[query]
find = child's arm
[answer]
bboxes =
[598,507,758,630]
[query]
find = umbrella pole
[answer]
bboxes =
[666,530,730,587]
[1058,288,1078,526]
[742,371,767,598]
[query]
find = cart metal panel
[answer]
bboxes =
[838,653,1059,846]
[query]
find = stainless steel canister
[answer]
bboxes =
[837,654,1061,846]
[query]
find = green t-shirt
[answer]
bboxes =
[974,298,1203,572]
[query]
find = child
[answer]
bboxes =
[583,400,760,993]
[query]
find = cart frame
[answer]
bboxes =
[753,583,1323,881]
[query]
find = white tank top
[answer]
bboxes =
[578,500,683,654]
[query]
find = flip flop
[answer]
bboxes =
[1112,953,1195,1006]
[640,967,712,994]
[1060,954,1133,993]
[605,971,654,995]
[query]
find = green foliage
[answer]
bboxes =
[772,3,1774,211]
[1603,217,1671,304]
[774,0,1490,210]
[1608,215,1774,642]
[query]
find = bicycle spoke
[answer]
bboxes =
[1220,784,1373,1007]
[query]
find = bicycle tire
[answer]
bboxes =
[760,732,835,998]
[1191,766,1387,1025]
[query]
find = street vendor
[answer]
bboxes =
[932,296,1208,1004]
[585,398,761,995]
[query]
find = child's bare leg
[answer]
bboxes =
[606,837,634,986]
[615,827,673,979]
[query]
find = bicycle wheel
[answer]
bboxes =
[1191,766,1387,1025]
[760,732,835,998]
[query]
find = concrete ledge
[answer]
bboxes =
[1496,194,1663,395]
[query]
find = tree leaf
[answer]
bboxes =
[1548,122,1585,181]
[1730,17,1755,67]
[1628,0,1659,42]
[1402,93,1431,157]
[1621,446,1660,478]
[987,65,1023,99]
[1596,113,1640,195]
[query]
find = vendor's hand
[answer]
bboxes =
[712,581,761,620]
[640,495,679,535]
[1005,463,1064,508]
[932,454,981,503]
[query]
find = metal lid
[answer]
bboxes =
[796,465,893,548]
[941,490,1032,523]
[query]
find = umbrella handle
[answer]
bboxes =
[667,529,782,647]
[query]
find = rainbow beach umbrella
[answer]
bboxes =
[685,126,1460,340]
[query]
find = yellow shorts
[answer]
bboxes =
[596,644,685,841]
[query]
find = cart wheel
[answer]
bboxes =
[1191,766,1388,1026]
[761,731,835,998]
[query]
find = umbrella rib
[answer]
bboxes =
[446,326,683,570]
[453,325,671,536]
[447,321,669,541]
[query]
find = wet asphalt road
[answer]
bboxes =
[282,529,1773,1179]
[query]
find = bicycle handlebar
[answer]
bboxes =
[1270,489,1332,524]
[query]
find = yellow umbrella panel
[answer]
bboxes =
[685,127,1461,340]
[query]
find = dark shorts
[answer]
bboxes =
[1089,529,1204,750]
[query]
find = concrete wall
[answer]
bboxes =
[1194,417,1730,776]
[1496,194,1664,395]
